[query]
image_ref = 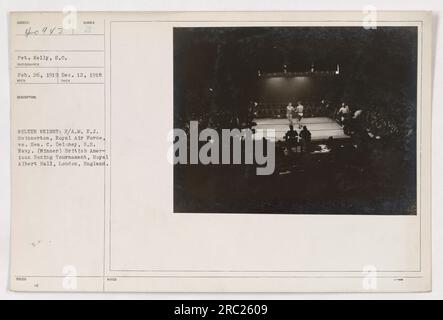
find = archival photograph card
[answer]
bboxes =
[9,11,432,292]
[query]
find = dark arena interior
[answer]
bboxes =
[173,27,418,215]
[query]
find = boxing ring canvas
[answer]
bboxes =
[252,117,349,141]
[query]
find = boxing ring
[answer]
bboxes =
[252,117,350,142]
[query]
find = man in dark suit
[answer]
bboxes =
[299,126,312,152]
[284,125,298,149]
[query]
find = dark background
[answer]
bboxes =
[257,76,342,104]
[174,27,417,122]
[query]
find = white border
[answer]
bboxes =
[0,0,442,300]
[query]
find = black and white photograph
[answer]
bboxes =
[3,7,436,297]
[173,26,418,215]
